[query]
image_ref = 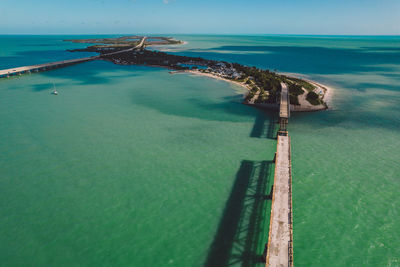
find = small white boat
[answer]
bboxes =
[51,83,58,95]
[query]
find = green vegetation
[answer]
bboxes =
[288,83,304,96]
[66,36,182,51]
[244,87,258,102]
[245,91,255,101]
[101,49,209,71]
[287,83,304,106]
[289,95,300,105]
[233,64,282,104]
[255,89,269,103]
[66,36,141,47]
[284,76,316,92]
[306,91,320,105]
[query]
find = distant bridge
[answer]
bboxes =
[0,37,147,79]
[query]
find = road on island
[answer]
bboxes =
[100,36,147,56]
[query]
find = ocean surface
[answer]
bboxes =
[0,35,399,266]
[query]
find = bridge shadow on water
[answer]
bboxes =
[204,160,274,267]
[250,110,278,140]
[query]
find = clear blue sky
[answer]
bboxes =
[1,0,399,35]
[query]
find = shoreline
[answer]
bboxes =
[183,69,251,91]
[66,36,332,112]
[63,35,332,112]
[280,72,334,109]
[307,79,334,108]
[180,69,333,111]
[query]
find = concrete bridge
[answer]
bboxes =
[0,56,98,78]
[278,83,290,132]
[0,37,147,79]
[265,83,294,267]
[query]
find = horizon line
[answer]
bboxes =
[1,33,399,37]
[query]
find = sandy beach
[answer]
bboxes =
[185,70,250,90]
[169,69,252,93]
[280,72,334,109]
[308,80,334,107]
[181,69,333,111]
[300,79,334,110]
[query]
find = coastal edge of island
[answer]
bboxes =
[181,69,333,112]
[66,36,333,112]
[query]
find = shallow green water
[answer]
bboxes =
[0,35,399,266]
[168,35,400,266]
[0,58,274,266]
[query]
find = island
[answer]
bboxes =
[67,36,329,111]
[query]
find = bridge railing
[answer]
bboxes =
[288,136,294,267]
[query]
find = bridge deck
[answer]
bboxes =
[266,135,293,267]
[280,83,290,119]
[0,56,97,77]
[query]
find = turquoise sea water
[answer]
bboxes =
[0,35,399,266]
